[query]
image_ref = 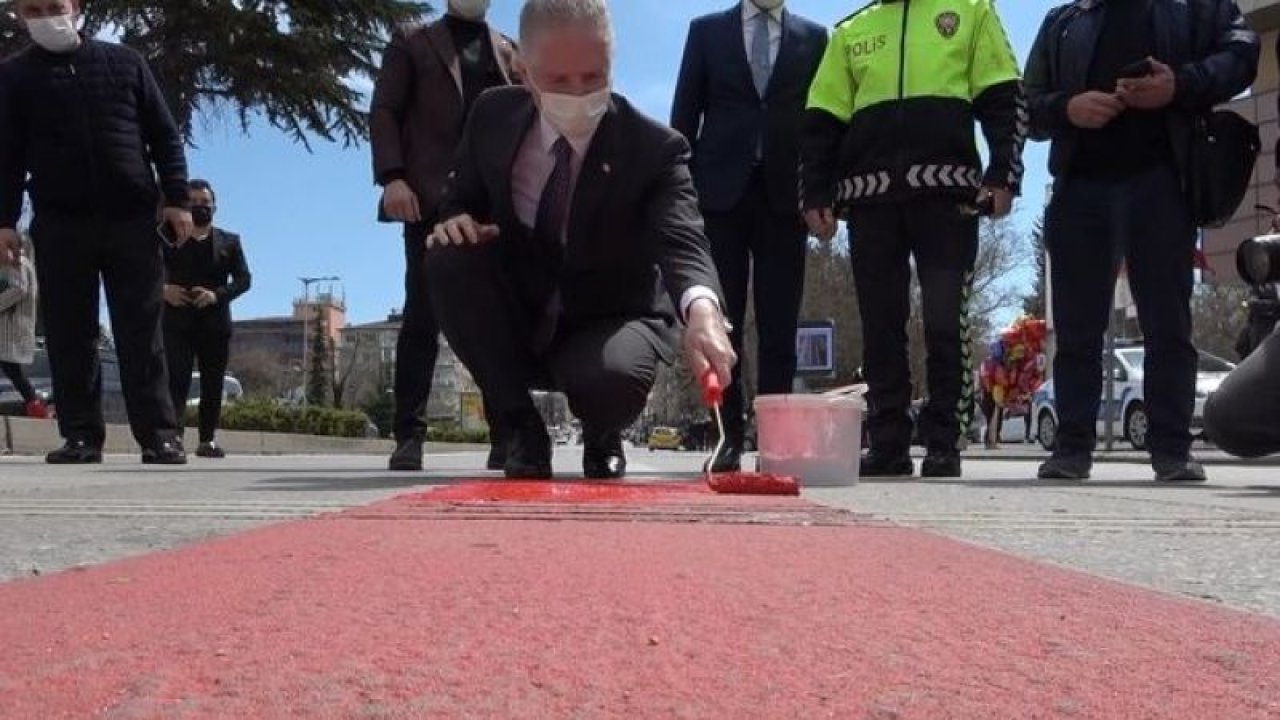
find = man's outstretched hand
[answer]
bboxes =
[426,214,501,249]
[683,298,736,393]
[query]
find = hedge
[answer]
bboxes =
[184,399,371,438]
[425,423,490,445]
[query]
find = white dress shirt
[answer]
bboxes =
[742,0,783,66]
[510,112,720,321]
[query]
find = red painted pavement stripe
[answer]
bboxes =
[0,498,1277,717]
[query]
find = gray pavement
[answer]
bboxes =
[2,446,1278,618]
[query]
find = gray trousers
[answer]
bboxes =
[1204,326,1280,458]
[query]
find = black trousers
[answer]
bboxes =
[703,169,807,438]
[1204,327,1280,458]
[424,242,662,435]
[396,224,502,447]
[1,362,36,403]
[848,198,978,455]
[394,223,441,442]
[1046,165,1196,461]
[29,213,178,449]
[164,311,230,443]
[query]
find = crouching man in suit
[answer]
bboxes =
[426,0,736,479]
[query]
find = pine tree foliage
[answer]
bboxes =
[2,1,431,147]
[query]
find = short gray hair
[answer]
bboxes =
[519,0,613,50]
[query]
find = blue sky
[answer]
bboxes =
[187,0,1057,326]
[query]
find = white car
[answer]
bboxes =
[1033,345,1235,452]
[186,373,245,407]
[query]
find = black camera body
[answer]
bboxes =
[1237,234,1280,285]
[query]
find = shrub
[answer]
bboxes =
[190,399,372,438]
[425,421,489,445]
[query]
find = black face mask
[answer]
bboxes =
[191,206,214,228]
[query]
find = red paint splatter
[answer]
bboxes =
[416,481,711,504]
[706,473,800,496]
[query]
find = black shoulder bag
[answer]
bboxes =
[1186,0,1260,229]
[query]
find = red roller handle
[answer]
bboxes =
[700,370,723,408]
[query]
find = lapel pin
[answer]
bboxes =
[602,163,612,175]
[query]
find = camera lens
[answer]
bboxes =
[1237,236,1280,285]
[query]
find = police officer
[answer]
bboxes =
[800,0,1026,478]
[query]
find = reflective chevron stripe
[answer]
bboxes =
[955,269,976,452]
[1007,91,1030,188]
[835,171,892,203]
[906,164,981,190]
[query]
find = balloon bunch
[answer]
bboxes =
[979,316,1048,412]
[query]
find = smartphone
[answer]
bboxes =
[1117,58,1154,79]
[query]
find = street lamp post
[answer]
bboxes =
[299,275,339,406]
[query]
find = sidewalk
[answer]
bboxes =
[1,478,1277,718]
[960,443,1280,466]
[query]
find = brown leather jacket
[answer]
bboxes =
[370,18,517,221]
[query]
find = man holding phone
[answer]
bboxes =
[0,0,192,465]
[162,179,251,459]
[1025,0,1258,482]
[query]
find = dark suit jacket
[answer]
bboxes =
[163,228,252,330]
[440,87,722,359]
[671,5,827,216]
[369,18,516,219]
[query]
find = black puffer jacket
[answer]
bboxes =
[0,38,188,228]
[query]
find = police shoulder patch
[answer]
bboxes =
[935,11,960,38]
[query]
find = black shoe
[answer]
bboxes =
[921,452,962,478]
[505,411,552,479]
[45,440,103,465]
[1037,454,1092,480]
[486,441,507,472]
[142,439,187,465]
[388,438,424,472]
[1153,458,1208,484]
[584,429,627,479]
[860,451,914,478]
[195,441,226,459]
[703,442,743,474]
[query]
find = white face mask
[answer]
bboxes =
[538,86,611,141]
[751,0,785,11]
[449,0,491,21]
[26,13,81,54]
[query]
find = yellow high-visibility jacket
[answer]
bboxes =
[800,0,1026,210]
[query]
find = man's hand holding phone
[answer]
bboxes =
[1116,57,1176,110]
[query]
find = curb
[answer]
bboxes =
[1,416,485,457]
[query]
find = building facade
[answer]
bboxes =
[338,313,479,420]
[229,294,346,401]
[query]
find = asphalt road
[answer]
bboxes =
[2,446,1278,617]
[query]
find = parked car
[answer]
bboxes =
[1033,343,1235,452]
[647,426,683,451]
[1,347,244,422]
[186,372,244,407]
[0,347,126,421]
